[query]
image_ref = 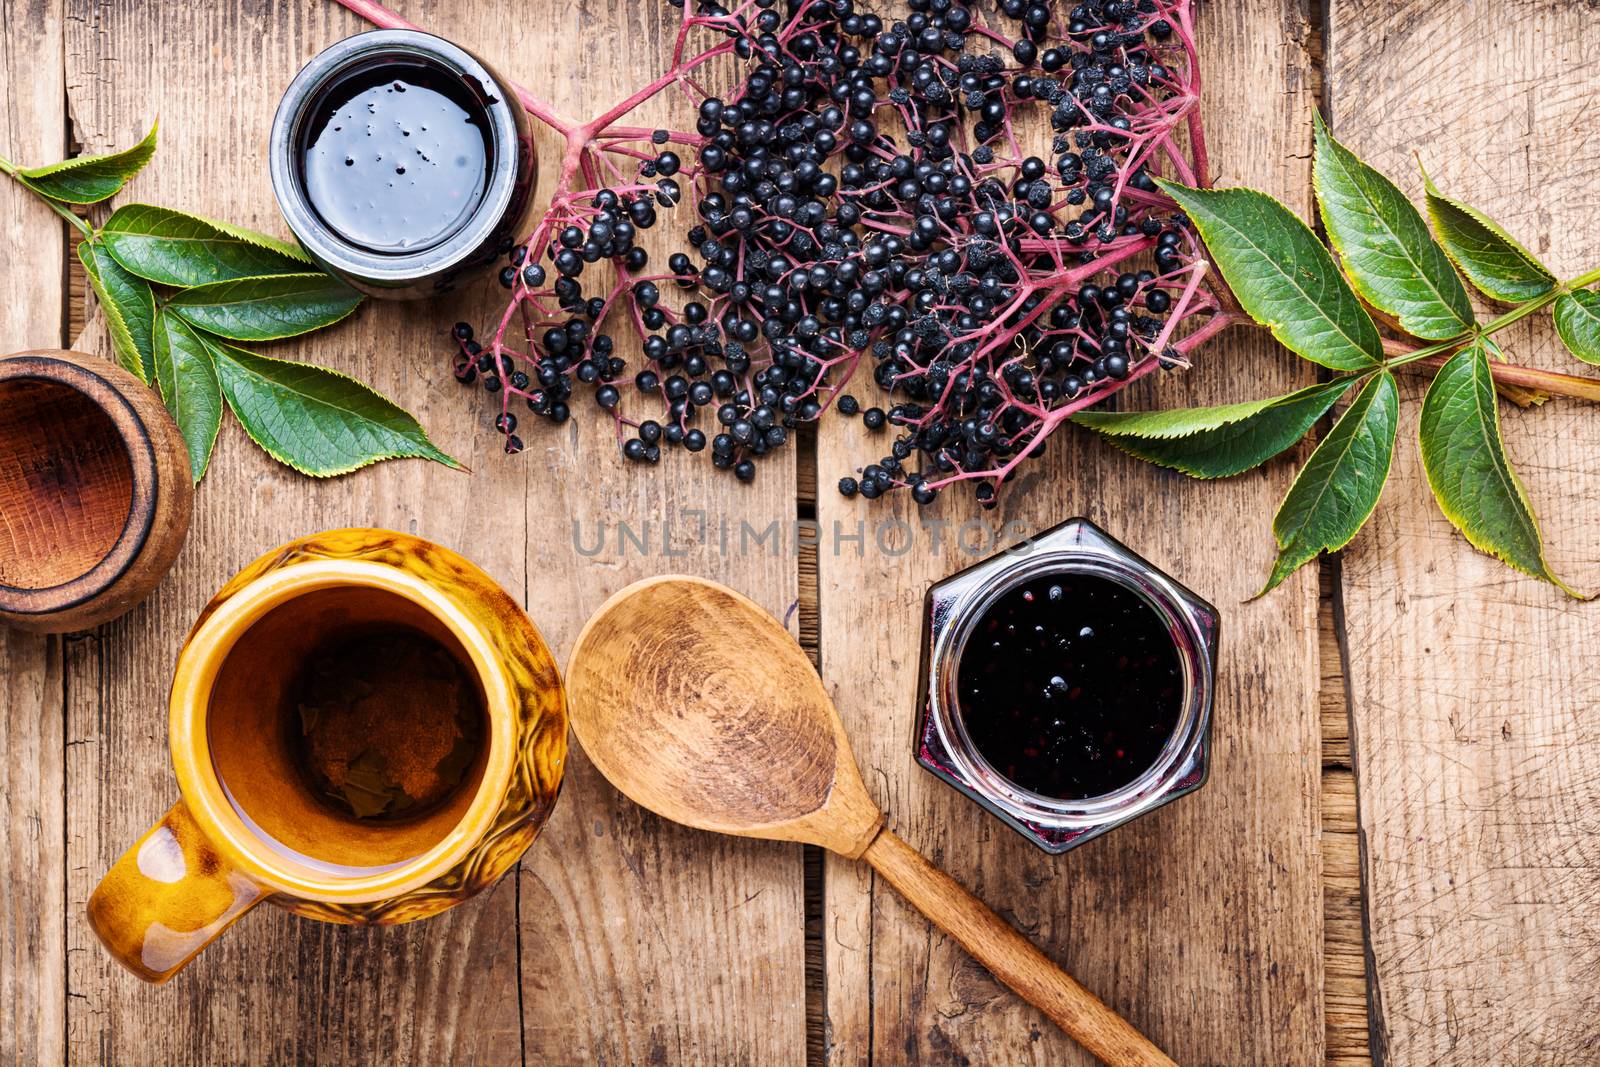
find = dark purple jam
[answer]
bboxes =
[299,60,490,254]
[956,571,1183,800]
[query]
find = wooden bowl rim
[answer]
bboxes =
[0,352,160,617]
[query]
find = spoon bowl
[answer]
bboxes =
[567,576,1177,1066]
[566,575,882,855]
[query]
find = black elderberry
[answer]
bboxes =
[448,0,1201,505]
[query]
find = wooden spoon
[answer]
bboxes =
[566,575,1176,1067]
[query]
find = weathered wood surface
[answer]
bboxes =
[55,1,800,1063]
[61,2,526,1061]
[1329,2,1600,1063]
[1321,568,1372,1067]
[497,7,806,1063]
[815,1,1328,1062]
[0,2,66,1064]
[10,0,1536,1061]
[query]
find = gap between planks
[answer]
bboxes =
[792,422,1369,1065]
[61,203,1369,1067]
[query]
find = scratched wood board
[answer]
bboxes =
[56,0,801,1062]
[0,3,67,1064]
[454,6,808,1064]
[21,0,1574,1062]
[814,0,1328,1062]
[1329,2,1600,1063]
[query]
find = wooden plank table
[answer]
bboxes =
[0,0,1591,1062]
[1329,3,1600,1063]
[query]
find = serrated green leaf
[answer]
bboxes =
[79,240,156,383]
[153,311,223,482]
[16,121,157,204]
[1073,377,1357,478]
[202,336,461,476]
[168,274,362,341]
[1156,179,1382,371]
[100,204,311,286]
[1313,116,1473,340]
[1421,169,1556,303]
[1419,338,1580,595]
[1554,290,1600,366]
[1261,371,1399,593]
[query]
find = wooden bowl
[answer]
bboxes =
[0,350,193,633]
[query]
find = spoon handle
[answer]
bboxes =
[861,827,1176,1067]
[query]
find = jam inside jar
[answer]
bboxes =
[297,59,493,256]
[270,30,537,299]
[956,571,1183,801]
[915,518,1219,854]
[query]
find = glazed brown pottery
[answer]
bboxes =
[87,528,567,982]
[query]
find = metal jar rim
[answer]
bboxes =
[269,29,521,285]
[928,543,1214,830]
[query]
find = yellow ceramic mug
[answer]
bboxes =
[87,528,567,982]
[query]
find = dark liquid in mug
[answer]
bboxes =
[298,60,491,254]
[286,624,486,821]
[956,572,1182,800]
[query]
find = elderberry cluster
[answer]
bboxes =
[450,0,1212,505]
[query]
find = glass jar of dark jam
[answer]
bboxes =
[270,30,536,299]
[915,517,1219,854]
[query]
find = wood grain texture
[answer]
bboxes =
[861,828,1176,1066]
[485,5,808,1061]
[565,576,882,858]
[1321,564,1372,1067]
[0,627,63,1067]
[62,2,527,1062]
[48,1,798,1061]
[0,1,67,1062]
[816,1,1327,1063]
[4,1,1403,1062]
[0,350,193,633]
[566,573,1166,1062]
[1328,2,1600,1063]
[0,374,136,592]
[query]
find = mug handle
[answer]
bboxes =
[87,799,267,983]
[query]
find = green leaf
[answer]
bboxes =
[1156,179,1383,371]
[15,121,157,204]
[78,240,156,383]
[202,336,461,476]
[100,203,311,286]
[1262,371,1399,593]
[1553,289,1600,366]
[1312,115,1473,340]
[168,274,362,341]
[153,311,223,482]
[1072,377,1358,478]
[1421,169,1556,303]
[1419,338,1580,594]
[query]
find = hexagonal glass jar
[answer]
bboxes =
[915,517,1219,854]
